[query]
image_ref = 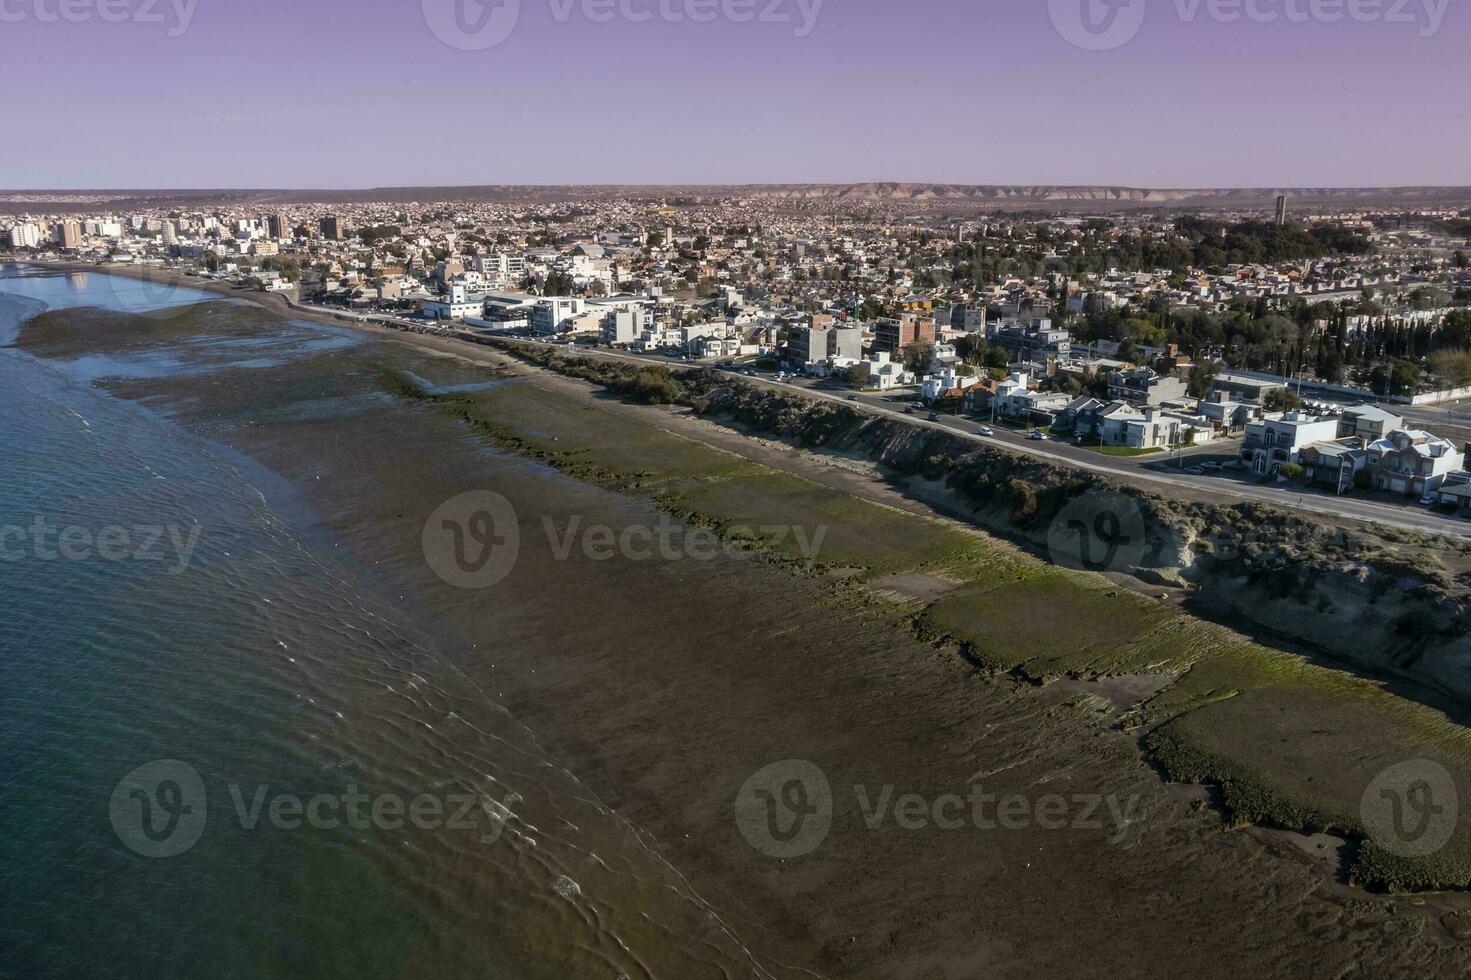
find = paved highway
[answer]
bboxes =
[493,336,1471,541]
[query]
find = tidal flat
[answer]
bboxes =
[19,294,1471,977]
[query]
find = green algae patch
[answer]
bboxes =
[663,470,984,576]
[1146,643,1471,891]
[915,572,1178,677]
[385,349,1471,894]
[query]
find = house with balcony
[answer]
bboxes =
[1240,413,1342,476]
[1107,367,1188,407]
[1366,429,1465,497]
[1299,438,1368,495]
[1097,404,1215,451]
[921,368,981,402]
[991,372,1070,422]
[1338,405,1404,442]
[1197,391,1256,433]
[852,351,913,391]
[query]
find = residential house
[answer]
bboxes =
[1240,413,1344,476]
[1367,429,1466,497]
[1097,404,1214,451]
[921,368,981,402]
[1197,391,1256,433]
[961,377,1003,415]
[853,352,913,391]
[992,371,1070,422]
[1299,438,1368,495]
[1060,395,1105,436]
[1338,405,1404,443]
[1434,472,1471,513]
[1108,367,1188,406]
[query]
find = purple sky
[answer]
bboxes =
[2,0,1468,188]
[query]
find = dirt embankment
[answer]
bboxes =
[501,344,1471,703]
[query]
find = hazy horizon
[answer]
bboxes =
[3,0,1468,189]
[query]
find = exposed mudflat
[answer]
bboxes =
[17,288,1471,977]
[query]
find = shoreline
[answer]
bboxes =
[18,255,1466,543]
[12,260,1471,972]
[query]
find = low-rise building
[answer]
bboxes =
[1299,438,1368,495]
[920,368,981,402]
[1339,405,1404,442]
[1108,367,1188,406]
[1367,429,1465,497]
[852,351,912,390]
[1240,413,1342,476]
[531,297,586,335]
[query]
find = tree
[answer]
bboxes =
[902,342,935,374]
[1369,360,1420,397]
[1187,360,1220,399]
[1430,348,1471,387]
[1455,250,1468,269]
[1263,388,1304,412]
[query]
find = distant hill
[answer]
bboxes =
[3,183,1468,214]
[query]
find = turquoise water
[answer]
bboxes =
[0,266,781,979]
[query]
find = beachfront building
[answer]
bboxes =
[852,352,912,391]
[1239,413,1342,476]
[1366,429,1465,497]
[422,283,486,321]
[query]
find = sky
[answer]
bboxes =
[1,0,1468,189]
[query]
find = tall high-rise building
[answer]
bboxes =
[1275,195,1288,226]
[161,222,177,245]
[267,213,291,239]
[56,222,81,249]
[6,223,41,249]
[319,216,344,240]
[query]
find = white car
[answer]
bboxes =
[977,426,994,437]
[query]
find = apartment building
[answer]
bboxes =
[873,313,936,354]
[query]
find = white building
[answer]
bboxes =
[854,352,912,391]
[5,223,41,249]
[1240,413,1342,476]
[601,308,646,346]
[921,368,981,401]
[1098,404,1215,450]
[531,297,586,335]
[422,283,485,321]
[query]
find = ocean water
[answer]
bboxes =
[0,266,784,979]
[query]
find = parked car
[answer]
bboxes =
[977,425,994,437]
[1027,430,1046,441]
[1185,466,1204,475]
[1200,461,1222,472]
[1421,493,1439,506]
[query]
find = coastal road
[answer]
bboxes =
[495,337,1471,541]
